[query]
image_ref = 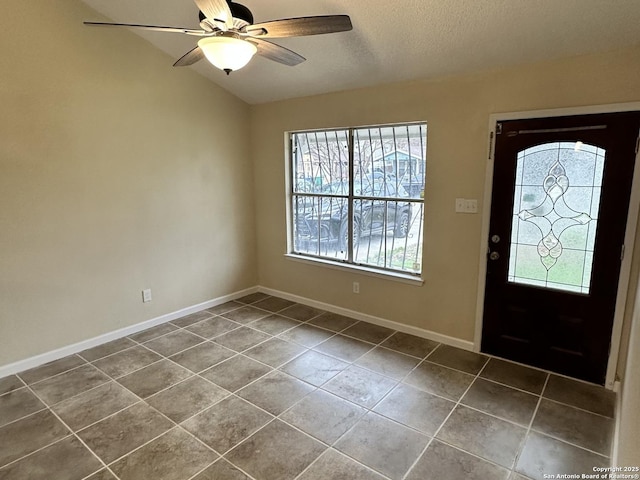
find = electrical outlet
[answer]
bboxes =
[353,282,360,294]
[455,198,466,213]
[142,288,152,303]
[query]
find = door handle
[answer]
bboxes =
[489,251,500,261]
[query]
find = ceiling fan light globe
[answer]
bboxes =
[197,36,257,72]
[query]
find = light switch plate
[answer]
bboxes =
[465,199,478,213]
[456,198,478,214]
[142,288,152,303]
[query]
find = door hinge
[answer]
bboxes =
[621,244,626,261]
[488,131,494,160]
[496,123,503,135]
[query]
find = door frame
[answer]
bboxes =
[474,102,640,389]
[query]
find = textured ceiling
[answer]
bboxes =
[80,0,640,104]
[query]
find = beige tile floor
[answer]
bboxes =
[0,293,616,480]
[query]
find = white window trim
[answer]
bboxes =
[284,122,427,279]
[284,253,425,285]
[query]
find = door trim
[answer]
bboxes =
[474,102,640,389]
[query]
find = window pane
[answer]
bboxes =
[354,200,422,273]
[292,130,349,193]
[508,142,604,293]
[292,195,348,260]
[353,125,426,199]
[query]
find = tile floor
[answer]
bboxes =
[0,293,616,480]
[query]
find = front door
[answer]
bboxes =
[482,112,640,384]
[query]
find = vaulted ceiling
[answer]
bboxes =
[81,0,640,104]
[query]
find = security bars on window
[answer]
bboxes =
[289,123,427,275]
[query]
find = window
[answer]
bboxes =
[288,123,427,276]
[508,141,603,293]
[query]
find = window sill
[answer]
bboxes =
[284,254,424,286]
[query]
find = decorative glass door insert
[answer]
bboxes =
[508,142,605,293]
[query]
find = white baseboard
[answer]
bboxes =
[612,379,623,466]
[0,285,475,380]
[0,286,258,379]
[258,286,475,351]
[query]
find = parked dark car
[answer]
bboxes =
[294,177,412,250]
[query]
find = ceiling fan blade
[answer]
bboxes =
[173,46,205,67]
[194,0,233,30]
[248,38,305,66]
[84,21,206,36]
[242,15,352,38]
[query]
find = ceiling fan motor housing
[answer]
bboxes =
[198,2,254,25]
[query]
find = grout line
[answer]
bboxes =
[422,436,515,475]
[419,357,483,377]
[536,395,615,420]
[97,356,166,381]
[20,358,90,387]
[184,457,260,480]
[59,340,222,471]
[92,343,264,468]
[400,357,493,480]
[235,323,407,479]
[144,341,210,362]
[100,424,183,468]
[0,375,28,396]
[12,382,119,479]
[32,378,114,409]
[90,344,163,376]
[526,427,611,459]
[77,340,138,364]
[128,324,181,343]
[161,389,233,427]
[474,374,544,397]
[424,341,443,359]
[204,302,244,314]
[292,447,394,480]
[70,399,146,435]
[368,342,427,361]
[453,402,532,429]
[331,331,392,348]
[0,433,76,472]
[82,343,145,365]
[209,414,278,458]
[0,401,49,430]
[287,338,436,479]
[182,324,244,343]
[307,317,360,335]
[276,322,338,340]
[510,372,551,477]
[75,360,224,477]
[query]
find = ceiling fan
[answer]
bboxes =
[84,0,353,75]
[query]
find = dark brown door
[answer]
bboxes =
[482,112,640,385]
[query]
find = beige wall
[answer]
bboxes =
[0,0,256,366]
[251,45,640,345]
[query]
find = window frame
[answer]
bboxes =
[286,122,427,279]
